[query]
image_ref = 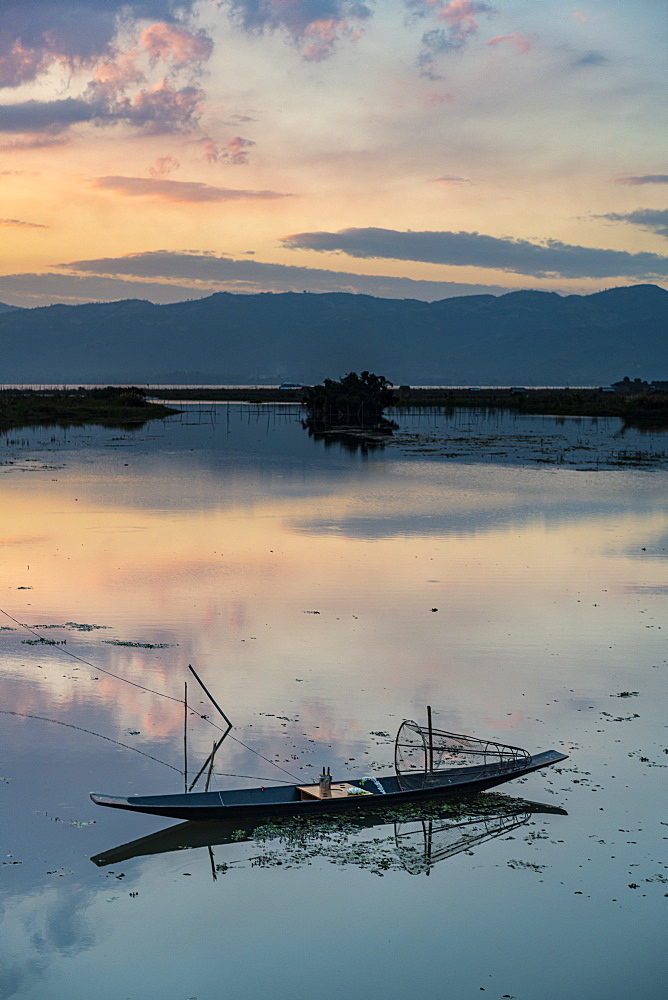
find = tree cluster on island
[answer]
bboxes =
[302,371,396,428]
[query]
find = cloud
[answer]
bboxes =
[280,226,668,279]
[614,174,668,186]
[0,83,206,137]
[0,2,200,89]
[0,218,48,229]
[140,22,213,67]
[0,251,509,306]
[49,249,509,300]
[221,1,373,61]
[0,134,70,151]
[197,134,256,164]
[0,271,205,306]
[0,4,215,141]
[0,97,105,133]
[433,0,495,36]
[431,174,471,185]
[571,50,608,67]
[598,209,668,240]
[409,1,495,77]
[148,155,180,177]
[111,80,205,134]
[90,175,292,202]
[488,33,530,54]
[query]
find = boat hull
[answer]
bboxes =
[91,750,568,822]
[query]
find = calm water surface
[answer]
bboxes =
[1,407,666,1000]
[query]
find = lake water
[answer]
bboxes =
[1,406,666,1000]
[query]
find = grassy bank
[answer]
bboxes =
[0,387,178,432]
[151,386,668,423]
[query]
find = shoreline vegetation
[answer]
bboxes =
[0,386,178,432]
[151,385,668,425]
[1,384,667,433]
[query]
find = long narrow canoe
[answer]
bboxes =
[90,794,568,869]
[91,749,568,823]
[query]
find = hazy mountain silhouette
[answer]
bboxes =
[0,284,666,385]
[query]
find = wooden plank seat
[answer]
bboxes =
[297,782,373,801]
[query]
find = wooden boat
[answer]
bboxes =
[90,794,568,872]
[91,714,568,823]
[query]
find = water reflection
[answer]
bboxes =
[91,794,567,877]
[1,406,666,1000]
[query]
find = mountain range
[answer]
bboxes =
[0,284,666,386]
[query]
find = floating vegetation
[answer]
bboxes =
[507,859,548,872]
[212,794,557,876]
[103,640,171,648]
[22,638,65,645]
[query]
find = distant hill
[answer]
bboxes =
[0,284,666,386]
[0,302,21,315]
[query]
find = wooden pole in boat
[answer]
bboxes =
[205,740,217,792]
[188,664,233,729]
[184,681,188,793]
[189,734,225,792]
[427,704,434,773]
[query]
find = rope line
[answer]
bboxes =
[0,607,185,705]
[0,709,182,773]
[1,606,305,783]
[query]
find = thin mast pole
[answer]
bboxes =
[183,681,188,793]
[188,664,233,729]
[427,704,434,773]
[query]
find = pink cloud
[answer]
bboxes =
[0,38,51,88]
[488,33,530,54]
[90,175,293,203]
[141,23,213,67]
[300,18,362,61]
[0,4,209,90]
[435,1,494,40]
[223,1,372,61]
[114,80,205,134]
[148,155,181,178]
[223,135,256,164]
[197,135,256,164]
[199,138,222,163]
[87,53,144,100]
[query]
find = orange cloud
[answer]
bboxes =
[90,175,293,202]
[0,218,49,229]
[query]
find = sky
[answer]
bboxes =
[0,0,666,307]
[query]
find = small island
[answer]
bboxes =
[0,386,178,432]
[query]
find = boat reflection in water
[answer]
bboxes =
[91,793,567,878]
